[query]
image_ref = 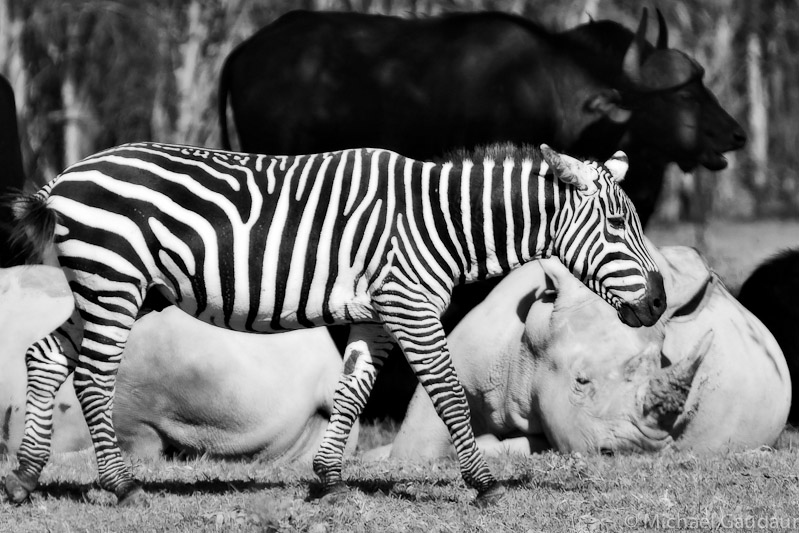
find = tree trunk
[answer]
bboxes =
[746,7,768,192]
[61,71,99,167]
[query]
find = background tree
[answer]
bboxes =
[0,0,793,223]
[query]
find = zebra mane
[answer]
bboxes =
[438,142,543,167]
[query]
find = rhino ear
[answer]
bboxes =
[603,151,629,183]
[540,144,598,194]
[653,245,712,317]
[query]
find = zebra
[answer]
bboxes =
[4,141,665,507]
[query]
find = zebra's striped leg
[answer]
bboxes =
[313,323,393,498]
[372,292,505,505]
[5,331,76,504]
[71,311,144,506]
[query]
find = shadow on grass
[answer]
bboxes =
[17,468,582,504]
[29,477,292,502]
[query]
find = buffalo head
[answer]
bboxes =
[620,9,746,171]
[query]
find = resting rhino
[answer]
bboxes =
[0,267,356,462]
[0,266,86,456]
[113,307,356,461]
[368,245,790,460]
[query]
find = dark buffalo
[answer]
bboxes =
[0,74,26,268]
[738,249,799,424]
[219,9,633,159]
[563,12,746,225]
[218,9,745,227]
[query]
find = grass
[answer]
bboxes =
[3,428,799,532]
[2,220,799,532]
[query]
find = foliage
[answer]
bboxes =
[2,0,797,214]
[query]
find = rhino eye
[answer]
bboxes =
[576,376,591,386]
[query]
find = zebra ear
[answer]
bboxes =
[604,150,629,183]
[540,144,597,194]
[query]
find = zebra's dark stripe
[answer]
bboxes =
[7,142,661,504]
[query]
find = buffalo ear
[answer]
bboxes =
[586,90,632,124]
[603,151,629,182]
[540,144,598,194]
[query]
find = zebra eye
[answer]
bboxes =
[607,215,625,230]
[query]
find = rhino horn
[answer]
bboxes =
[642,331,713,428]
[655,8,669,49]
[622,8,648,85]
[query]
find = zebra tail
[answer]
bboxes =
[7,193,57,265]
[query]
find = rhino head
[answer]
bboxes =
[521,255,709,454]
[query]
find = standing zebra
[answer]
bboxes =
[5,142,665,506]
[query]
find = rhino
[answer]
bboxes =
[0,266,85,456]
[0,267,356,463]
[368,245,790,460]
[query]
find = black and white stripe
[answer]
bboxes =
[7,141,660,504]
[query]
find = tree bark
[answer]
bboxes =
[746,5,768,192]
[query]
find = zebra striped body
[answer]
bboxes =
[6,142,664,505]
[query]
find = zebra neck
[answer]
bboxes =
[435,157,566,285]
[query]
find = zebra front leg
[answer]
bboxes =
[373,293,506,506]
[72,316,144,506]
[313,323,393,500]
[5,333,76,504]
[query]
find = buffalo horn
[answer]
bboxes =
[655,9,669,49]
[622,8,648,84]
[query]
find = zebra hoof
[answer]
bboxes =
[318,483,350,504]
[117,484,147,507]
[473,483,506,508]
[3,471,37,504]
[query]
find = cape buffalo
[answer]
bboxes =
[218,8,745,227]
[0,74,26,268]
[738,248,799,425]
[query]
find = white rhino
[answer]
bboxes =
[113,307,356,461]
[0,267,355,462]
[369,245,790,460]
[0,266,85,456]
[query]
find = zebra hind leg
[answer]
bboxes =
[72,301,145,506]
[4,329,77,504]
[312,323,393,501]
[373,292,506,506]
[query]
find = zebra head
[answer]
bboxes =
[541,144,666,328]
